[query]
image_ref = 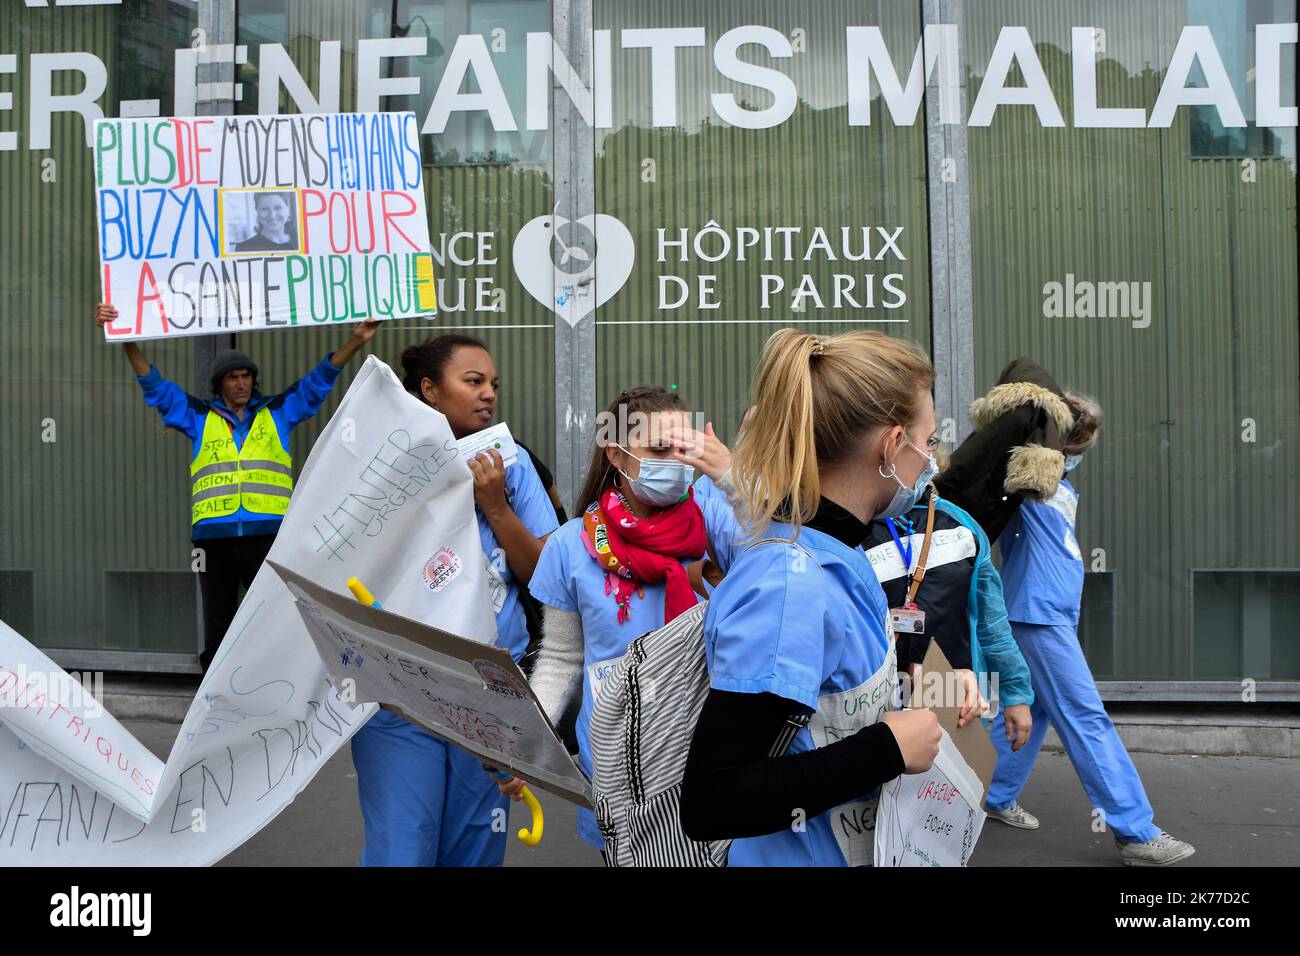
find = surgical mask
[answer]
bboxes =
[616,446,695,508]
[1063,454,1082,474]
[878,438,938,520]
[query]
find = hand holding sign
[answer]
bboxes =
[352,317,382,343]
[467,448,509,516]
[329,318,383,368]
[880,708,941,774]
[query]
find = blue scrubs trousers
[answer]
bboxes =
[350,708,510,866]
[987,622,1160,843]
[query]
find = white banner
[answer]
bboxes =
[0,356,496,864]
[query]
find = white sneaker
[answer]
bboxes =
[985,802,1040,830]
[1117,831,1196,867]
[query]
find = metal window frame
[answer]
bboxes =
[1187,567,1300,681]
[551,0,598,514]
[21,0,238,669]
[923,0,976,446]
[67,0,1296,704]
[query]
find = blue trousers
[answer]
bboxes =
[987,622,1160,843]
[350,708,510,867]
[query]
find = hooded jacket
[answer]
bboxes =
[935,358,1074,543]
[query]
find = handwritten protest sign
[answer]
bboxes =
[0,622,163,824]
[874,727,987,867]
[0,357,497,864]
[874,641,995,867]
[0,607,372,865]
[274,563,591,807]
[94,113,437,341]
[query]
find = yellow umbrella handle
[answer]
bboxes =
[517,785,544,846]
[491,771,544,846]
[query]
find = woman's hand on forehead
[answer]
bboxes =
[668,421,732,480]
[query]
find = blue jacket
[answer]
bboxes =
[863,492,1034,709]
[135,355,343,540]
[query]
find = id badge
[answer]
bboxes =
[890,606,926,635]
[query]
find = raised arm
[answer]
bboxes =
[329,318,380,368]
[96,302,207,439]
[95,303,150,376]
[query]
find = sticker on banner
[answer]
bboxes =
[473,660,528,700]
[424,547,462,591]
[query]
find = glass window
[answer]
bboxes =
[963,1,1299,679]
[0,1,201,654]
[592,0,931,443]
[236,0,558,527]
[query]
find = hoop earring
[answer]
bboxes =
[878,462,897,480]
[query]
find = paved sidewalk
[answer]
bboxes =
[120,719,1297,867]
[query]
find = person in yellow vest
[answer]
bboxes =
[95,303,379,670]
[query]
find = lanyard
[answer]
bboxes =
[886,516,913,571]
[889,489,938,607]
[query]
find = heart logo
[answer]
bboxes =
[512,212,635,325]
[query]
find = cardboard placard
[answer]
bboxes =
[913,639,999,796]
[271,562,592,809]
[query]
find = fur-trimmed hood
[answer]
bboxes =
[970,363,1073,438]
[934,358,1076,542]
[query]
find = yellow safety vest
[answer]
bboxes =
[190,406,294,526]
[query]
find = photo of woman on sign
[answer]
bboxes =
[228,191,300,255]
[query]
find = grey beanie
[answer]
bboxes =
[210,350,259,392]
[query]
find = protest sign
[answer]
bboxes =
[0,604,372,865]
[874,726,988,867]
[0,622,162,824]
[0,356,497,864]
[274,563,592,807]
[874,641,995,867]
[94,112,437,341]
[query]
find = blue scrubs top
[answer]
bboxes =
[477,450,561,661]
[999,479,1084,626]
[705,523,898,866]
[528,494,736,848]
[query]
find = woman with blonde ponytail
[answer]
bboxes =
[680,328,944,866]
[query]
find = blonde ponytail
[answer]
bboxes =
[733,329,934,532]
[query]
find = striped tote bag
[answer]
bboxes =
[589,539,815,867]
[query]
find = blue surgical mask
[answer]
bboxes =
[617,446,695,508]
[1063,454,1082,474]
[878,439,939,520]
